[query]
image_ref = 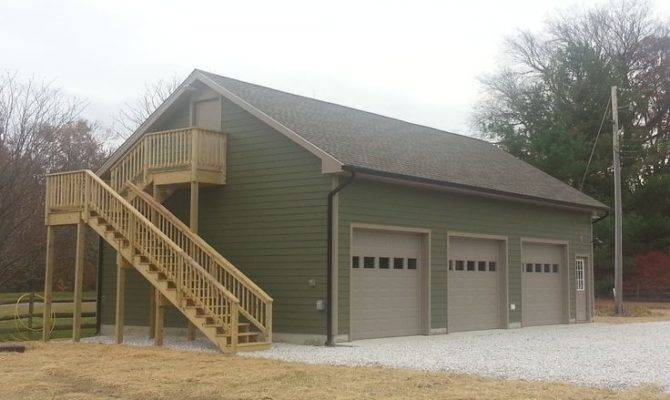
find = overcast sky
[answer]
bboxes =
[2,0,669,137]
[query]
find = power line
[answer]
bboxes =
[579,98,611,191]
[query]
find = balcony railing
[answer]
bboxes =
[109,127,226,192]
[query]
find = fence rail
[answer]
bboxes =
[0,292,97,339]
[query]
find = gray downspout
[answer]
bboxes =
[326,168,355,346]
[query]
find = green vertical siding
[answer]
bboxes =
[337,179,592,334]
[197,98,330,334]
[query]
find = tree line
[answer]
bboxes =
[0,73,176,293]
[473,0,669,296]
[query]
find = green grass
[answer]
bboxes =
[0,291,96,305]
[0,328,97,342]
[0,316,97,342]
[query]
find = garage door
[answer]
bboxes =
[522,242,564,326]
[448,237,502,332]
[350,229,424,340]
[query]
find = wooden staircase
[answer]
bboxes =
[45,169,272,353]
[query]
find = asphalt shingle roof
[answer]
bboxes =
[202,70,606,210]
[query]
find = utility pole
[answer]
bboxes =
[611,86,624,315]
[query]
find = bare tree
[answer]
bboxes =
[112,76,180,140]
[0,73,106,291]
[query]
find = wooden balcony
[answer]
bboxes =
[109,127,227,193]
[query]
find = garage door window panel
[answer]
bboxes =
[379,257,390,269]
[467,261,475,271]
[489,261,497,272]
[478,261,487,271]
[455,260,464,271]
[394,258,404,269]
[363,257,375,269]
[407,258,418,270]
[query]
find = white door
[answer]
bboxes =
[350,229,424,340]
[448,237,502,332]
[575,257,588,321]
[522,242,564,326]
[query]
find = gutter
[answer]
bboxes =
[326,168,355,346]
[592,210,609,224]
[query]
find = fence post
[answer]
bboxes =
[27,292,34,330]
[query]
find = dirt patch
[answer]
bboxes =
[595,299,670,324]
[0,342,668,400]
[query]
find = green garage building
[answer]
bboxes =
[88,69,606,346]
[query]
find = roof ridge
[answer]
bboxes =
[197,69,490,145]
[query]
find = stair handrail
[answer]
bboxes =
[46,170,241,332]
[126,181,273,336]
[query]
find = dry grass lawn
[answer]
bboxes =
[595,299,670,324]
[1,342,668,400]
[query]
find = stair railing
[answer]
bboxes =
[46,170,241,341]
[126,182,272,340]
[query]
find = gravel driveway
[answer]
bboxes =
[244,322,670,391]
[84,321,670,391]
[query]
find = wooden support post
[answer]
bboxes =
[72,220,85,342]
[230,303,239,353]
[186,180,199,341]
[149,184,159,340]
[42,226,55,342]
[115,252,126,344]
[189,181,199,233]
[155,290,165,346]
[149,286,156,339]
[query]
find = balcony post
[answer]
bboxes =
[115,252,126,344]
[72,219,85,342]
[186,180,199,341]
[143,139,149,184]
[191,129,199,180]
[42,225,55,342]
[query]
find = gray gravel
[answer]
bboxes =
[84,322,670,391]
[244,322,670,391]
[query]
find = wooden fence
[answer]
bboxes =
[0,292,97,339]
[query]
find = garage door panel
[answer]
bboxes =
[448,237,502,333]
[522,242,564,326]
[351,229,423,340]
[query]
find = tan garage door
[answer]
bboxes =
[350,229,423,340]
[522,242,564,326]
[448,237,502,332]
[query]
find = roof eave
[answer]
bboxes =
[341,165,609,213]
